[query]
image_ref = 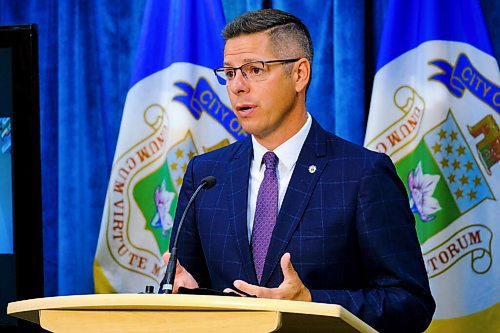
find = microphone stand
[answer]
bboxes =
[158,176,216,294]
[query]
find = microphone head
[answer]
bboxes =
[201,176,216,189]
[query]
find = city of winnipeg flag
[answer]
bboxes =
[93,0,244,293]
[365,0,499,331]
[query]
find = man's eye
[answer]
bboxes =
[249,66,263,75]
[225,70,236,79]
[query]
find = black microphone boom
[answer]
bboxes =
[158,176,216,294]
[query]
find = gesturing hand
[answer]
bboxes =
[225,253,312,302]
[162,252,199,293]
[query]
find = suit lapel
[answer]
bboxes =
[226,138,258,284]
[260,119,328,286]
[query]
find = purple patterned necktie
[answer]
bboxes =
[251,151,279,282]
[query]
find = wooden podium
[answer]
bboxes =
[8,294,377,332]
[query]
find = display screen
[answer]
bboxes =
[0,47,14,255]
[0,25,43,332]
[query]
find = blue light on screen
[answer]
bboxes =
[0,116,13,254]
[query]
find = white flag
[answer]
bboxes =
[93,0,245,293]
[365,1,499,331]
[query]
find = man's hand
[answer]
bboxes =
[162,252,199,293]
[225,253,312,302]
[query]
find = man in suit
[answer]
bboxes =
[165,9,435,332]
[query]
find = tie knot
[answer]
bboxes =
[262,151,278,170]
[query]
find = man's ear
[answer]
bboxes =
[294,58,311,93]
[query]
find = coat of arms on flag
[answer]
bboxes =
[365,1,499,331]
[93,0,244,293]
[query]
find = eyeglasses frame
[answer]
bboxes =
[213,58,301,85]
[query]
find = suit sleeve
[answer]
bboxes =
[309,153,435,333]
[169,156,211,288]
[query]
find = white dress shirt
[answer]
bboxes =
[247,113,312,241]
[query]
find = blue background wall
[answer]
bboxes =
[0,0,498,296]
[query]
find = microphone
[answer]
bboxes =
[158,175,217,294]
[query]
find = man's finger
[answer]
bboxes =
[234,280,268,298]
[173,278,184,294]
[175,259,185,273]
[162,251,171,264]
[280,252,296,281]
[223,288,246,296]
[162,252,183,270]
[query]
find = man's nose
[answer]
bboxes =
[228,70,250,94]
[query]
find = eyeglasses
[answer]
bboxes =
[213,58,301,85]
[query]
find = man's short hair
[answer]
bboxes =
[222,9,314,68]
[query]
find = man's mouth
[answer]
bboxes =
[235,104,256,116]
[236,104,255,113]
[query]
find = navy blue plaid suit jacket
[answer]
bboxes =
[171,118,435,332]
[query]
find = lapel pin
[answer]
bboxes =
[308,165,317,174]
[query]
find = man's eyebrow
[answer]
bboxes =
[223,58,260,67]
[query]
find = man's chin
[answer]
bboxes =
[239,124,260,137]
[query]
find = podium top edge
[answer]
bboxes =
[8,294,339,314]
[7,294,377,333]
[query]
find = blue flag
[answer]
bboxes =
[94,0,243,293]
[365,1,499,331]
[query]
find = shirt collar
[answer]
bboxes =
[251,113,312,171]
